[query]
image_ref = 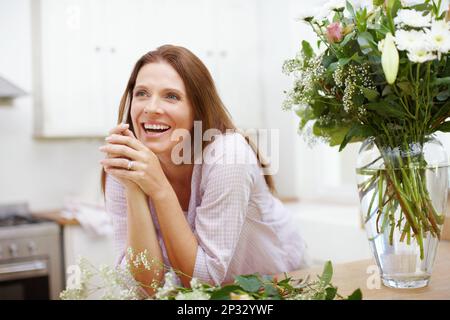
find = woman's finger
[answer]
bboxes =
[105,134,145,152]
[100,158,142,171]
[108,123,130,135]
[99,143,142,161]
[104,167,139,181]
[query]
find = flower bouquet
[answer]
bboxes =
[60,250,362,300]
[283,0,450,288]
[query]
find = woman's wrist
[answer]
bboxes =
[150,179,173,203]
[124,183,146,200]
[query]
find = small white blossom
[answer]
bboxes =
[190,277,202,290]
[154,270,178,299]
[394,9,431,28]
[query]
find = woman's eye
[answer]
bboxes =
[135,91,148,97]
[167,93,180,100]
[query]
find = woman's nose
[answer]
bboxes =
[144,98,163,114]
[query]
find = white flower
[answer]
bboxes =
[303,0,346,23]
[426,20,450,53]
[400,0,425,7]
[190,278,202,290]
[407,47,437,63]
[395,29,429,51]
[381,33,399,84]
[349,0,374,11]
[325,0,346,11]
[394,9,431,28]
[343,0,374,19]
[154,270,178,299]
[297,7,320,22]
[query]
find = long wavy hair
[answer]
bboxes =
[101,45,275,194]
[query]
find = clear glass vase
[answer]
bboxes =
[356,135,448,289]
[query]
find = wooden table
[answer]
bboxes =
[286,241,450,299]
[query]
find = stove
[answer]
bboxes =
[0,202,63,300]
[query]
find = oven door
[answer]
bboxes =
[0,258,50,300]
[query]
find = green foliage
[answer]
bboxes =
[169,261,362,300]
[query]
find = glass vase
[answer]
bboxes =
[356,135,448,289]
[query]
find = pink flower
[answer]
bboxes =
[326,22,343,43]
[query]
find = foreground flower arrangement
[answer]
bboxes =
[60,249,362,300]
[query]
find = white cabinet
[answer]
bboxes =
[32,0,265,137]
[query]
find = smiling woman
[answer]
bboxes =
[99,45,309,296]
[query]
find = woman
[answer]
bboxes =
[100,45,308,295]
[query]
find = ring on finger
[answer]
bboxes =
[127,160,134,171]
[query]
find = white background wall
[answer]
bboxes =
[0,0,104,211]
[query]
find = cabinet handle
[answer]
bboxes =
[95,46,101,52]
[110,47,116,53]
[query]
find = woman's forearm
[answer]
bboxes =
[125,187,164,295]
[152,183,199,287]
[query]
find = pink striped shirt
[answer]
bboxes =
[105,133,309,286]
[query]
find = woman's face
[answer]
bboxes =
[130,61,194,158]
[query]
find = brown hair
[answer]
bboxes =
[101,45,275,194]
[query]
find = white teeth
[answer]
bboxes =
[143,124,170,130]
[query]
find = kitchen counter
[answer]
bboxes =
[32,210,79,226]
[286,240,450,300]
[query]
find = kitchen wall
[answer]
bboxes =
[0,0,104,211]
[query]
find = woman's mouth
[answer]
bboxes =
[141,123,172,137]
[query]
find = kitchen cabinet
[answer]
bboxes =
[32,0,265,137]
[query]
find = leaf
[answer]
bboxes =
[302,40,314,60]
[347,288,363,300]
[339,124,375,151]
[365,101,409,119]
[396,82,414,96]
[313,122,352,147]
[210,285,243,300]
[340,31,355,47]
[346,0,355,18]
[338,56,352,66]
[320,261,333,286]
[235,274,263,293]
[430,100,450,127]
[357,31,376,54]
[361,87,379,102]
[325,287,338,300]
[432,77,450,86]
[263,284,281,299]
[437,89,450,102]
